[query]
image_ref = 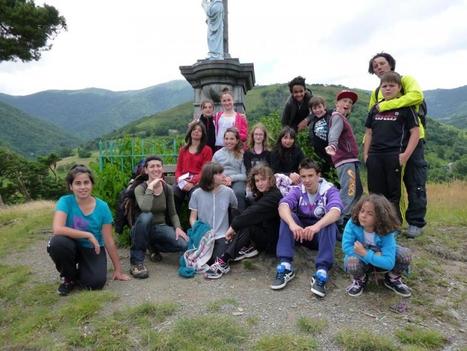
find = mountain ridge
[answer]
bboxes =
[0,101,81,157]
[0,80,193,140]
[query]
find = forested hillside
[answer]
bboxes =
[424,85,467,129]
[0,80,192,140]
[0,101,80,157]
[107,83,467,182]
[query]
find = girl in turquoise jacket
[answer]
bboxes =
[342,194,412,297]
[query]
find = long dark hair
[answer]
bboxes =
[274,126,296,160]
[199,162,224,192]
[184,121,207,154]
[351,194,401,235]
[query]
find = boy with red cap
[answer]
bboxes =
[325,90,363,228]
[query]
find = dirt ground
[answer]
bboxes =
[5,231,466,350]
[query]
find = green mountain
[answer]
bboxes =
[0,101,80,157]
[0,80,192,140]
[106,83,467,182]
[107,83,369,140]
[424,85,467,129]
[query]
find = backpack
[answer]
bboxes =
[114,176,145,235]
[374,84,428,128]
[114,178,172,234]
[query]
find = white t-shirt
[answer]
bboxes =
[215,114,235,146]
[189,185,238,239]
[363,231,376,247]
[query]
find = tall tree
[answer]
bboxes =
[0,0,66,62]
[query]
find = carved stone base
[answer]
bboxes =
[179,58,255,115]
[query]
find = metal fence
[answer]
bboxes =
[97,137,181,171]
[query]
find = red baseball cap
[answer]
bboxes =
[336,90,358,104]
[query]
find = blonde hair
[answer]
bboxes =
[248,123,269,150]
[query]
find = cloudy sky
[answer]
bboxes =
[1,0,466,95]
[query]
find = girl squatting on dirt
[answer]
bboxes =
[47,165,130,296]
[342,194,412,297]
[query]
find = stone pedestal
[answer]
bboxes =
[179,58,255,115]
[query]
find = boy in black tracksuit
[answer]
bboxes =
[363,72,420,221]
[306,95,334,174]
[281,76,313,132]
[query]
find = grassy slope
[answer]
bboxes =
[0,101,81,157]
[0,183,465,350]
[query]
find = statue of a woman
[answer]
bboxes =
[201,0,224,60]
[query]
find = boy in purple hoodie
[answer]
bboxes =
[325,90,363,227]
[271,159,343,298]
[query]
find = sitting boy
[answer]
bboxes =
[271,159,343,298]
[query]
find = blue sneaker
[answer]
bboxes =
[270,263,295,290]
[310,269,327,297]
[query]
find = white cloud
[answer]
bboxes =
[0,0,466,95]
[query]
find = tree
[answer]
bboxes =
[0,0,66,62]
[38,152,61,180]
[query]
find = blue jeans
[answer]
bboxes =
[130,212,188,265]
[231,181,246,211]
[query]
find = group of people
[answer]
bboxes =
[48,52,426,300]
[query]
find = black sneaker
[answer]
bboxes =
[57,278,75,296]
[205,258,230,279]
[130,263,149,279]
[384,273,412,297]
[270,263,295,290]
[346,275,368,297]
[149,248,163,262]
[310,270,327,297]
[233,245,259,262]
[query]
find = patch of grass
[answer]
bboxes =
[9,306,61,343]
[242,260,258,270]
[335,329,397,351]
[0,264,31,301]
[246,315,260,327]
[150,314,247,351]
[400,346,430,351]
[253,334,317,351]
[65,302,177,350]
[426,181,467,226]
[396,326,447,350]
[297,316,328,335]
[0,201,54,258]
[66,317,131,350]
[20,283,60,307]
[58,290,117,325]
[116,301,178,326]
[206,297,239,313]
[407,256,444,289]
